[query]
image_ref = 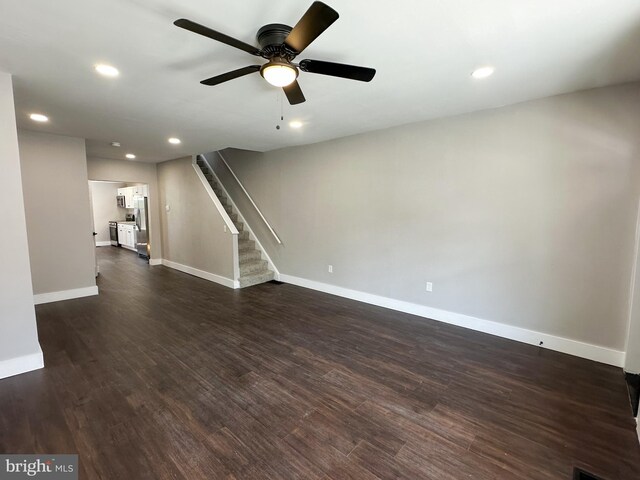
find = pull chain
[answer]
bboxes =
[276,91,284,130]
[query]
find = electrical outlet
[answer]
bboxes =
[426,282,433,292]
[328,265,333,273]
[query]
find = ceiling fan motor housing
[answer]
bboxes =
[257,24,294,57]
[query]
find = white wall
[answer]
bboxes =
[215,83,640,365]
[89,181,125,244]
[0,72,43,378]
[157,157,236,282]
[19,130,97,300]
[87,157,162,260]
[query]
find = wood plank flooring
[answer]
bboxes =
[1,246,639,479]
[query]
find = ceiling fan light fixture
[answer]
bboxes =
[260,60,298,87]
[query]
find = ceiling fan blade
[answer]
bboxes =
[174,19,261,56]
[200,66,261,86]
[283,2,339,54]
[283,80,306,105]
[299,59,376,82]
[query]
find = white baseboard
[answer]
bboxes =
[279,274,625,367]
[148,258,162,266]
[159,259,239,289]
[95,241,112,247]
[34,286,99,305]
[0,347,44,379]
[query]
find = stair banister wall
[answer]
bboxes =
[191,155,240,284]
[200,153,280,280]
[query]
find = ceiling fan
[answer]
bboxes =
[174,1,376,105]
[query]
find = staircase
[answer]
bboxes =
[196,158,274,288]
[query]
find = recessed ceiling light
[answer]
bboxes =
[125,153,136,159]
[471,66,495,79]
[29,113,49,122]
[168,137,181,145]
[111,141,121,147]
[289,121,303,129]
[95,64,119,77]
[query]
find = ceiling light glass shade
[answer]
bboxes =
[168,137,181,144]
[125,153,136,159]
[261,63,298,87]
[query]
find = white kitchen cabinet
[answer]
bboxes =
[131,185,148,196]
[117,223,137,250]
[116,187,138,208]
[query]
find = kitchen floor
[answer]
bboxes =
[1,246,639,479]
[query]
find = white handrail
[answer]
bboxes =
[214,151,283,245]
[191,156,239,235]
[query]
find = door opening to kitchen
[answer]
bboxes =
[88,180,151,266]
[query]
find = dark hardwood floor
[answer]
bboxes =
[1,247,639,479]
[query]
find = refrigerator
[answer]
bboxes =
[134,195,150,260]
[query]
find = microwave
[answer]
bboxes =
[116,195,126,208]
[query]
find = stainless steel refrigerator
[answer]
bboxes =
[134,195,150,260]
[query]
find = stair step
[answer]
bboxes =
[239,270,274,288]
[238,230,249,240]
[224,204,233,214]
[239,249,261,262]
[240,259,268,276]
[228,213,238,222]
[197,161,206,168]
[234,221,244,231]
[238,239,255,252]
[204,173,213,181]
[217,195,227,206]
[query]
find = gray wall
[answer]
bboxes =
[157,157,235,280]
[89,181,126,243]
[625,205,640,372]
[0,73,42,376]
[19,130,97,295]
[87,157,162,260]
[217,82,640,353]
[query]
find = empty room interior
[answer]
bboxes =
[2,0,640,478]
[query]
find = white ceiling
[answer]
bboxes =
[1,0,639,163]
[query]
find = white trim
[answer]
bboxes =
[202,153,281,280]
[34,286,99,305]
[279,274,625,367]
[192,156,239,235]
[95,241,112,247]
[148,258,162,266]
[159,259,239,289]
[0,348,44,379]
